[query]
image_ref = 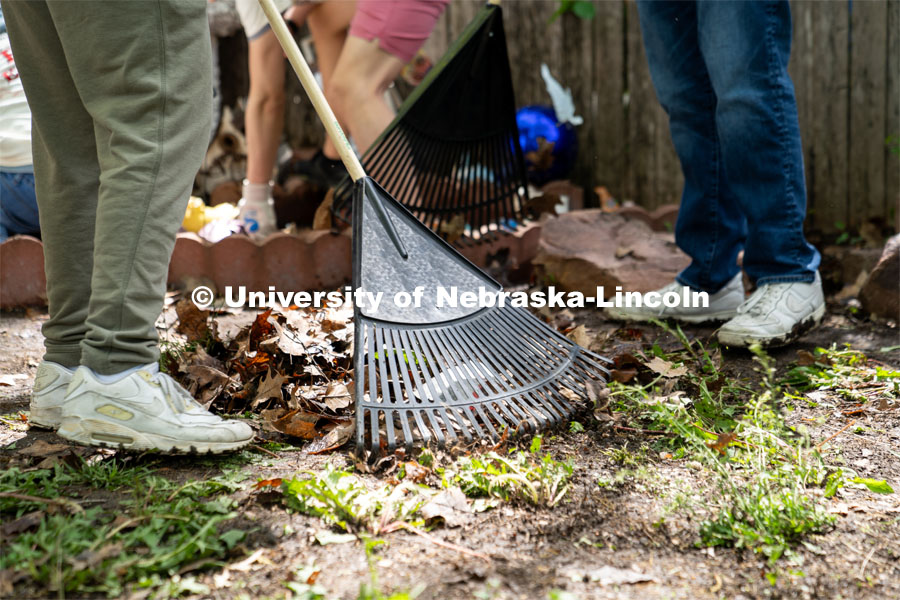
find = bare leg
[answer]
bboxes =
[329,35,405,154]
[307,0,356,159]
[245,29,286,184]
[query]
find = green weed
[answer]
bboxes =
[440,436,574,507]
[281,465,429,534]
[0,461,249,597]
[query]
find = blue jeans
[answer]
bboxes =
[0,171,41,241]
[636,0,820,293]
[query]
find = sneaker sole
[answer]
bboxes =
[717,304,826,348]
[57,417,252,455]
[28,406,62,430]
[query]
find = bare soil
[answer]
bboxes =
[1,304,898,600]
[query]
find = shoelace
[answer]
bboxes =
[736,284,783,317]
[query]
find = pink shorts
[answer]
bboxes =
[350,0,450,63]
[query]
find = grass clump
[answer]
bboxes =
[0,459,248,597]
[281,464,429,534]
[440,436,574,507]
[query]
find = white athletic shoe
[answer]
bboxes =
[56,367,253,454]
[29,361,74,429]
[718,272,825,348]
[605,272,745,324]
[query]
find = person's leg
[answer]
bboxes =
[0,172,40,241]
[635,0,746,294]
[330,0,448,154]
[697,0,820,284]
[245,30,286,184]
[307,0,355,161]
[329,35,405,155]
[3,0,100,369]
[43,0,213,374]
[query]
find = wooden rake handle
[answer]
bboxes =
[257,0,366,182]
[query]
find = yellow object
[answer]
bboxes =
[181,197,239,233]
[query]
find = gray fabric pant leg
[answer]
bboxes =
[3,0,212,374]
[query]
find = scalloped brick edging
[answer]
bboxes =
[0,235,47,309]
[1,224,542,308]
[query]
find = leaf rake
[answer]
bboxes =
[259,0,611,456]
[330,2,529,245]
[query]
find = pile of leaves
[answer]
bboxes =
[164,299,356,452]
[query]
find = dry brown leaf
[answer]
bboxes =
[707,432,737,455]
[305,421,355,454]
[322,382,351,411]
[645,356,688,378]
[1,510,43,537]
[567,325,590,348]
[403,461,429,484]
[610,369,637,383]
[18,439,70,457]
[253,369,288,408]
[313,191,333,231]
[174,297,209,342]
[614,246,633,259]
[559,387,581,403]
[268,409,318,439]
[420,486,471,528]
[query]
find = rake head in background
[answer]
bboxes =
[352,177,611,454]
[333,3,529,245]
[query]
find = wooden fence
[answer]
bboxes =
[256,0,899,231]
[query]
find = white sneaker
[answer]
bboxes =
[56,367,253,454]
[718,272,825,348]
[605,272,745,324]
[29,362,74,429]
[238,180,277,237]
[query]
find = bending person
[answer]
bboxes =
[235,0,355,236]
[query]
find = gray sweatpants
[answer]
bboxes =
[3,0,212,374]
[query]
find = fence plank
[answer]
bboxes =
[623,1,682,210]
[885,0,900,230]
[848,0,888,228]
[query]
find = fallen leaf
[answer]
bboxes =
[213,569,231,589]
[707,432,737,455]
[186,365,234,407]
[0,373,28,386]
[524,192,559,218]
[17,439,70,457]
[70,542,123,572]
[253,478,283,490]
[253,369,288,408]
[228,548,268,572]
[174,297,209,342]
[403,461,429,484]
[610,369,637,383]
[1,510,43,536]
[249,309,276,351]
[322,382,351,411]
[420,487,471,528]
[567,325,590,348]
[559,387,581,404]
[305,422,354,454]
[268,409,318,439]
[614,246,633,259]
[645,356,688,378]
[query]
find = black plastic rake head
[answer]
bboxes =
[334,3,529,245]
[352,177,612,455]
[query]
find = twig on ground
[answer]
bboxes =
[396,522,491,560]
[0,492,84,513]
[251,444,280,459]
[815,419,856,450]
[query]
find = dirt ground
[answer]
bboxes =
[1,302,898,600]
